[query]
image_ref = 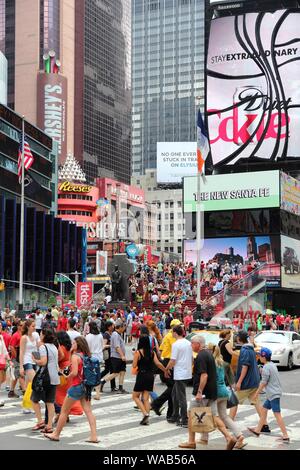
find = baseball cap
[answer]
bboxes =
[170,319,182,327]
[259,347,272,360]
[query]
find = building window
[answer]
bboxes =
[170,247,174,253]
[170,202,174,208]
[178,246,182,254]
[178,201,182,208]
[170,213,174,220]
[165,214,169,220]
[165,202,169,208]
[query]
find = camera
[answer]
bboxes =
[63,366,71,376]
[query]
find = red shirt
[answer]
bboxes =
[71,353,83,387]
[1,332,11,349]
[184,315,193,329]
[57,317,68,331]
[9,331,21,359]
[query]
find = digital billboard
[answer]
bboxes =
[281,235,300,289]
[184,235,281,288]
[157,142,197,183]
[281,172,300,216]
[207,10,300,167]
[184,170,280,213]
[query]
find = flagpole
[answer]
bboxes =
[18,116,25,314]
[196,99,202,321]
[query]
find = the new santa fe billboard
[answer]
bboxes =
[207,9,300,167]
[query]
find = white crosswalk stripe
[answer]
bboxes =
[1,390,300,450]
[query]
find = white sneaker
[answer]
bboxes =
[22,408,32,414]
[0,401,5,407]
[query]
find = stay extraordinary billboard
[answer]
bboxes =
[207,9,300,167]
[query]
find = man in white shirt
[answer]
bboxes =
[165,325,193,427]
[151,293,159,307]
[67,318,81,341]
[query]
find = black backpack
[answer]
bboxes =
[32,345,51,393]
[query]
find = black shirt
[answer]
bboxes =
[193,349,217,400]
[103,332,112,357]
[165,316,172,329]
[218,339,232,364]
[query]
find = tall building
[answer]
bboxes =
[74,0,132,185]
[132,0,205,175]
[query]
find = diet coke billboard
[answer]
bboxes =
[76,282,93,308]
[207,10,300,167]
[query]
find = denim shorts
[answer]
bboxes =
[263,398,281,413]
[67,384,85,400]
[24,363,37,371]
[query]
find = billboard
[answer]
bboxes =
[76,282,93,308]
[37,72,68,164]
[96,251,108,275]
[157,142,197,183]
[281,172,300,216]
[184,170,280,213]
[281,235,300,289]
[184,235,281,287]
[207,10,300,167]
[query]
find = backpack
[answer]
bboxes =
[82,355,101,387]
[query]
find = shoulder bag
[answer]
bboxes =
[32,345,51,393]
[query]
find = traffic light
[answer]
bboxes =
[0,281,5,291]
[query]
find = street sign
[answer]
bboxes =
[54,274,69,283]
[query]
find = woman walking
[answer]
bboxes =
[218,329,237,386]
[55,331,83,422]
[0,323,9,407]
[86,321,103,400]
[132,335,167,425]
[44,336,98,443]
[209,343,247,450]
[31,328,60,433]
[19,319,40,414]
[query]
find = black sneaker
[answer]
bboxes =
[8,391,19,398]
[116,389,129,394]
[151,405,162,416]
[140,415,150,425]
[167,417,178,423]
[261,425,271,433]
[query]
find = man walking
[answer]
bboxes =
[165,325,193,427]
[99,320,128,394]
[229,330,270,432]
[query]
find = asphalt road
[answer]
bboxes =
[0,363,300,451]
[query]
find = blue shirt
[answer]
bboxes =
[236,344,260,390]
[216,365,230,399]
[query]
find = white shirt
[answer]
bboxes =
[23,332,40,365]
[67,330,81,341]
[151,294,159,303]
[171,338,193,381]
[86,333,104,363]
[35,313,44,330]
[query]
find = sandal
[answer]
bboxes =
[44,433,60,442]
[42,426,54,433]
[248,427,260,437]
[32,421,45,431]
[85,439,100,444]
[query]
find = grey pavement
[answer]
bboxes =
[0,367,300,451]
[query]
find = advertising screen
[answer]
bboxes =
[157,142,197,183]
[281,235,300,289]
[184,235,281,287]
[281,172,300,216]
[207,10,300,167]
[183,170,280,213]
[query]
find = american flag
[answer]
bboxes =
[197,108,210,175]
[18,132,34,184]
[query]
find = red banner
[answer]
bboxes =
[76,282,93,308]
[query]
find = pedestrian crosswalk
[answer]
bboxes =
[1,388,300,450]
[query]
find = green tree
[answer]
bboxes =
[47,294,57,308]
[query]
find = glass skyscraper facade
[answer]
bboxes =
[132,0,205,175]
[0,0,15,108]
[39,0,60,68]
[75,0,132,185]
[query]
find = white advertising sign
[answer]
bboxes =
[207,10,300,167]
[157,142,197,183]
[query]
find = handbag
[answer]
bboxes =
[32,345,51,393]
[227,387,239,409]
[0,353,6,371]
[190,406,216,433]
[22,382,33,409]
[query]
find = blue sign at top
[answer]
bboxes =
[126,243,139,258]
[96,198,109,207]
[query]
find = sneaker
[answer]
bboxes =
[261,425,271,433]
[167,417,178,424]
[151,405,163,416]
[0,401,4,407]
[23,409,32,414]
[140,415,149,425]
[8,391,19,399]
[116,388,129,394]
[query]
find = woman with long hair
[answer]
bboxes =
[132,335,167,425]
[31,328,60,433]
[218,329,237,386]
[19,319,40,414]
[207,343,247,450]
[54,331,83,423]
[86,321,103,400]
[44,336,98,443]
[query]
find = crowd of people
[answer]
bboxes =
[0,301,290,448]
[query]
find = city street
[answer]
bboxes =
[1,364,300,451]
